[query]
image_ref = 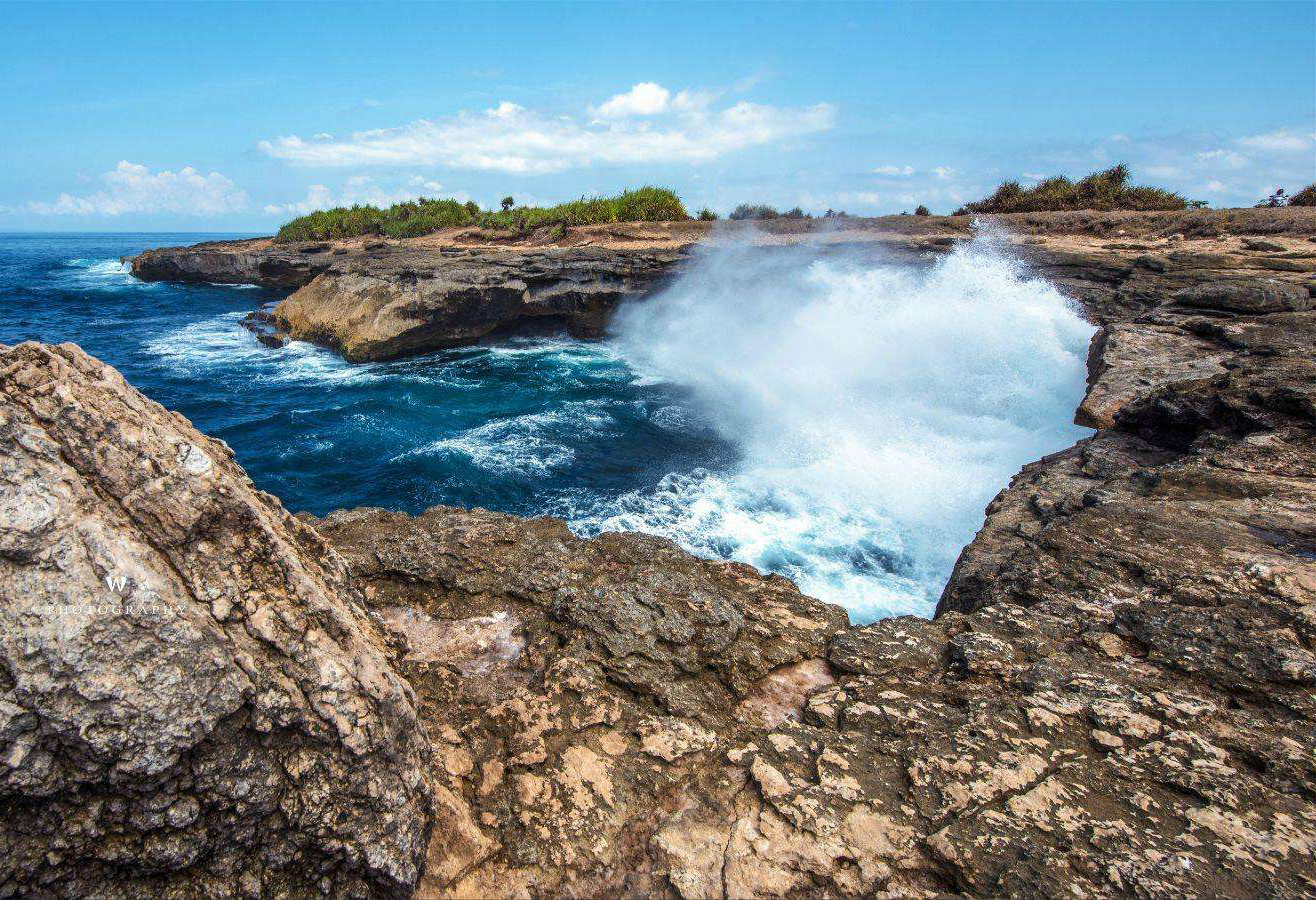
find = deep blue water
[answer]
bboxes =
[0,232,730,520]
[1,232,1095,622]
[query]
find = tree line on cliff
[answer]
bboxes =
[273,166,1314,243]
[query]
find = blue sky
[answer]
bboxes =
[2,1,1313,231]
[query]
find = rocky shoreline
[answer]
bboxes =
[4,208,1315,896]
[130,210,1316,361]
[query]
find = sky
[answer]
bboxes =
[2,1,1313,232]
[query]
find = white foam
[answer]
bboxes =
[143,312,387,386]
[58,257,141,288]
[600,231,1095,621]
[395,401,612,477]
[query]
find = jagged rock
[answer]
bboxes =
[0,342,440,897]
[271,247,690,361]
[21,207,1316,896]
[306,504,852,896]
[1242,238,1287,253]
[307,494,1316,897]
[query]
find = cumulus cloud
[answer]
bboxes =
[259,83,836,173]
[1194,149,1248,169]
[595,82,673,117]
[1237,127,1315,154]
[262,174,469,216]
[872,165,915,176]
[29,161,248,216]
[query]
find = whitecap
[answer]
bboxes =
[143,311,386,386]
[393,401,615,476]
[601,231,1095,622]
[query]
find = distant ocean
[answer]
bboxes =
[0,232,1093,622]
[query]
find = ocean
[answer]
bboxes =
[0,231,1094,622]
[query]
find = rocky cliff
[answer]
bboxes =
[130,226,704,361]
[10,208,1316,896]
[130,210,1316,363]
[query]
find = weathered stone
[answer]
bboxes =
[0,342,437,897]
[19,207,1316,896]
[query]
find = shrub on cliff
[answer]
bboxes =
[729,204,780,220]
[953,164,1187,215]
[914,205,931,216]
[1291,184,1316,207]
[274,187,688,243]
[728,204,812,221]
[1258,185,1316,207]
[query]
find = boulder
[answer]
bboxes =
[0,342,438,897]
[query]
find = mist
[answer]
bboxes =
[595,229,1095,622]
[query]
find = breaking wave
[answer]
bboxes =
[3,233,1093,624]
[586,232,1095,621]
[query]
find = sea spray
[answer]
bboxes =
[5,234,1092,623]
[586,230,1095,622]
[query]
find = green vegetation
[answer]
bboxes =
[274,186,689,243]
[1291,184,1316,207]
[696,207,719,221]
[914,205,930,216]
[953,164,1187,215]
[728,204,810,221]
[1258,185,1316,208]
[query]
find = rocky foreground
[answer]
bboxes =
[4,209,1315,896]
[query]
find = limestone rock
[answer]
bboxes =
[0,342,437,897]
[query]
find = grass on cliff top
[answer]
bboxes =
[274,187,688,243]
[955,164,1189,215]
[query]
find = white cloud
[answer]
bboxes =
[932,166,956,180]
[1194,149,1248,169]
[1237,127,1315,153]
[1141,165,1183,180]
[29,161,248,216]
[259,84,836,173]
[592,83,714,119]
[872,165,915,176]
[595,82,672,117]
[840,191,883,205]
[262,174,468,216]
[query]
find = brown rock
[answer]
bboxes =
[0,342,437,896]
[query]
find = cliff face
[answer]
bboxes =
[130,211,1316,362]
[12,209,1316,896]
[273,245,691,361]
[129,227,704,361]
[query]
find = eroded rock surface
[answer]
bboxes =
[129,210,1316,363]
[19,206,1316,896]
[0,342,438,897]
[307,475,1316,898]
[272,246,691,361]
